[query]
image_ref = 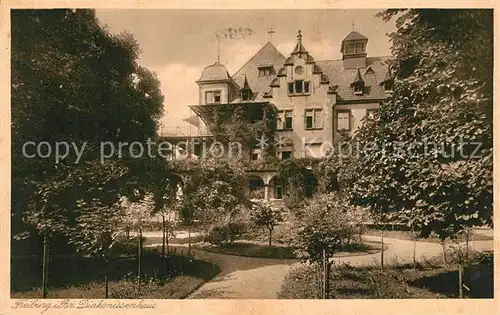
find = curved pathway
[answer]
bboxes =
[145,233,493,299]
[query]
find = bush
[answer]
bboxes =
[207,226,228,245]
[206,221,247,245]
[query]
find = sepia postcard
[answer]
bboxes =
[0,0,498,314]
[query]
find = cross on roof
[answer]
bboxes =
[267,28,275,42]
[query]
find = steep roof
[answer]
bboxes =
[232,42,286,101]
[198,61,231,81]
[316,56,392,103]
[343,31,368,42]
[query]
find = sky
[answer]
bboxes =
[95,9,397,130]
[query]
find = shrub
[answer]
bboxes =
[206,220,247,246]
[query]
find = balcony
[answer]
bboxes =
[159,125,213,138]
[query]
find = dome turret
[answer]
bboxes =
[198,61,231,82]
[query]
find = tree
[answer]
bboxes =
[68,200,126,298]
[251,202,284,248]
[177,158,250,238]
[293,193,356,298]
[11,9,165,296]
[349,9,493,261]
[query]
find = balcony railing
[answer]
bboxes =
[159,125,213,138]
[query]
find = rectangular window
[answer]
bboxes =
[337,111,351,131]
[355,43,365,53]
[295,80,303,94]
[214,90,221,103]
[278,110,293,130]
[284,111,293,129]
[277,111,284,129]
[205,90,221,104]
[346,44,355,54]
[305,109,322,129]
[259,67,273,77]
[288,80,311,95]
[281,151,292,160]
[304,81,310,94]
[205,91,213,104]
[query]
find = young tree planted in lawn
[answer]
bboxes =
[293,193,356,298]
[251,202,284,248]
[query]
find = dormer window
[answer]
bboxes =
[241,89,252,101]
[353,85,364,95]
[383,80,394,93]
[258,66,274,77]
[345,44,355,54]
[355,43,365,54]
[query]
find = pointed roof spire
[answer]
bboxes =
[242,74,251,89]
[291,30,308,55]
[351,66,364,86]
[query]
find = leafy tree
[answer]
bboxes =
[251,202,284,248]
[178,158,250,233]
[11,9,165,296]
[68,199,126,298]
[293,193,356,298]
[276,157,321,213]
[349,9,493,256]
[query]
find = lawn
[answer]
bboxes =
[279,251,493,299]
[363,229,493,243]
[194,240,382,259]
[11,253,220,299]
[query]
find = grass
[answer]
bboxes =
[279,251,494,299]
[11,253,220,299]
[142,234,204,246]
[363,229,493,243]
[194,240,382,259]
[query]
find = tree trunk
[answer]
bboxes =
[137,227,142,289]
[42,234,49,298]
[126,227,130,240]
[162,214,166,258]
[458,262,464,298]
[380,226,385,269]
[166,213,170,256]
[441,238,447,266]
[322,249,327,299]
[188,226,192,257]
[104,256,109,299]
[268,228,272,248]
[325,262,331,299]
[412,227,417,270]
[465,228,470,260]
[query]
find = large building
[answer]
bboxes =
[161,30,393,200]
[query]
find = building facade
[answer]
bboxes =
[161,30,394,200]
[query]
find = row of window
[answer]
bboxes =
[278,108,376,131]
[288,80,311,95]
[345,43,365,55]
[277,109,322,130]
[205,80,391,104]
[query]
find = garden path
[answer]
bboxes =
[144,233,494,299]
